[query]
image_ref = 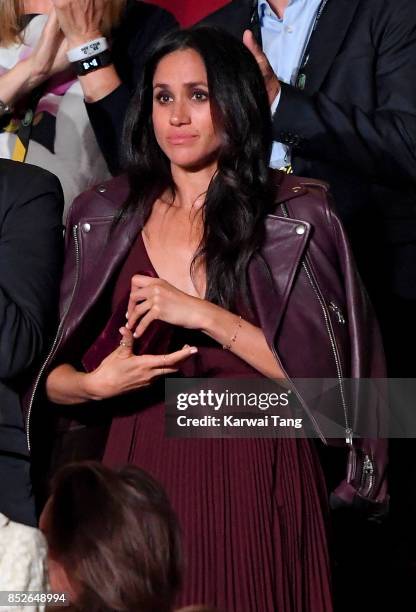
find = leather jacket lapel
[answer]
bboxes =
[248,214,311,348]
[60,210,142,347]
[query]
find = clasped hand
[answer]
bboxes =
[84,275,205,401]
[28,0,105,82]
[126,275,207,338]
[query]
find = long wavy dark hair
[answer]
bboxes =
[122,26,275,310]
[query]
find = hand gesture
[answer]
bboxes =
[126,275,206,338]
[30,10,69,83]
[243,29,280,105]
[51,0,105,47]
[86,327,197,400]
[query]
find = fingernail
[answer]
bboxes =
[183,344,190,349]
[189,346,198,354]
[133,332,138,338]
[125,311,129,318]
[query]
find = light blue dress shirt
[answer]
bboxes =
[258,0,322,168]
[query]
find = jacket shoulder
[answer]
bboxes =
[121,0,178,33]
[272,171,331,214]
[273,172,333,222]
[67,174,130,226]
[201,1,241,21]
[200,1,250,34]
[0,160,63,217]
[0,159,61,192]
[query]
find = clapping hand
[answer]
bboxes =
[29,9,69,85]
[243,29,280,105]
[51,0,105,47]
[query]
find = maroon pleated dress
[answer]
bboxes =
[102,233,333,612]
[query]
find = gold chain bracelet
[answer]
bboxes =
[223,315,243,350]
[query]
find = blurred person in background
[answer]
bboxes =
[40,461,182,612]
[203,0,416,366]
[0,159,62,528]
[0,0,176,213]
[0,512,48,612]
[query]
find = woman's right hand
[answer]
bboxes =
[84,327,198,400]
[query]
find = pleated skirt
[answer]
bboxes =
[104,401,333,612]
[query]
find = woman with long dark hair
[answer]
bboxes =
[31,27,387,611]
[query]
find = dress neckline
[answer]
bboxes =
[138,231,159,278]
[139,231,207,300]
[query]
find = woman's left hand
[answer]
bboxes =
[28,10,69,85]
[126,275,208,338]
[51,0,105,47]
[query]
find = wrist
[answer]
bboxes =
[81,371,103,401]
[66,31,103,48]
[23,56,44,90]
[198,301,224,334]
[266,75,281,106]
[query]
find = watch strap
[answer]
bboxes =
[72,49,112,77]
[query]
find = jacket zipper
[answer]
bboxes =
[280,204,352,441]
[280,203,375,497]
[361,454,375,497]
[26,224,81,452]
[257,251,326,443]
[329,301,346,324]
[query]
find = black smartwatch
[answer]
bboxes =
[72,49,112,77]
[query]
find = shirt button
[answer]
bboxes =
[285,25,294,33]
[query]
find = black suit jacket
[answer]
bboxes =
[203,0,416,301]
[0,160,63,455]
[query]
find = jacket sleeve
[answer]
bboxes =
[328,205,389,510]
[85,8,178,175]
[273,1,416,186]
[0,165,64,381]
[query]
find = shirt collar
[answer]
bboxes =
[258,0,275,20]
[258,0,298,21]
[257,0,306,20]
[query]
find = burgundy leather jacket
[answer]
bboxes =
[25,171,388,512]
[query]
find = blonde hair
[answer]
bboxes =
[0,0,125,46]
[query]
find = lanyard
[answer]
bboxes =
[250,0,331,90]
[296,0,330,89]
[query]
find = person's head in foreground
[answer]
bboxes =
[123,25,274,312]
[39,461,182,612]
